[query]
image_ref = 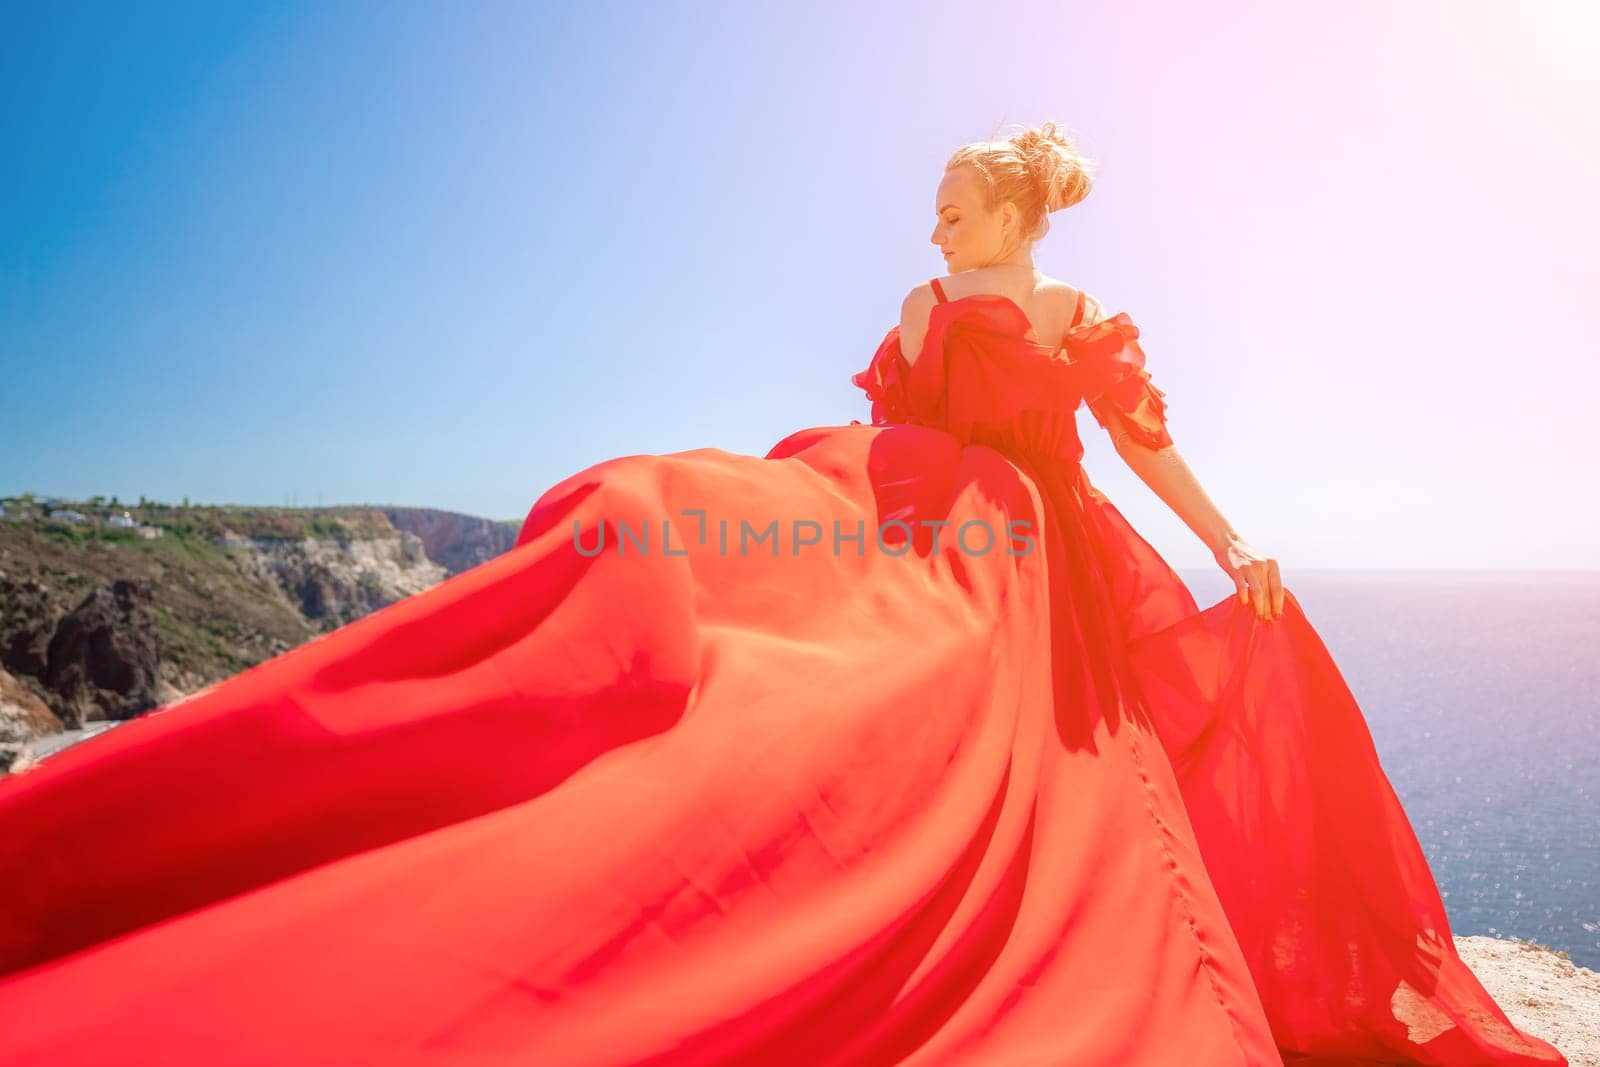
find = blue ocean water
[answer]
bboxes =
[1178,568,1600,970]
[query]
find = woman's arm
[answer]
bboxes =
[898,284,938,367]
[1088,395,1284,622]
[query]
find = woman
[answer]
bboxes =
[0,124,1568,1065]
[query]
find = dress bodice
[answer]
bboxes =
[851,285,1173,462]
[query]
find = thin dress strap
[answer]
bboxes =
[1069,288,1086,327]
[930,278,948,304]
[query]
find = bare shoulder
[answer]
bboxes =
[898,282,940,366]
[1045,278,1108,328]
[1028,276,1107,344]
[901,279,939,310]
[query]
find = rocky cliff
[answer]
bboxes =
[381,506,519,576]
[0,500,521,768]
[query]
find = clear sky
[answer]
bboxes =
[3,0,1597,569]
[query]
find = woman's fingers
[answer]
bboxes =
[1222,539,1283,622]
[1221,539,1283,621]
[1242,561,1275,621]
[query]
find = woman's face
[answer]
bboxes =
[930,165,1016,273]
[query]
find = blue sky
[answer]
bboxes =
[4,1,1597,569]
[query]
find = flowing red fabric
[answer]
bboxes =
[0,294,1567,1066]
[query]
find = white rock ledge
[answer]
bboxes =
[1456,934,1600,1065]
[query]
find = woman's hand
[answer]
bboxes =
[1214,535,1284,622]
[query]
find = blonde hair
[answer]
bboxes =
[945,121,1098,246]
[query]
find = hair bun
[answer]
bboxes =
[945,121,1100,249]
[1007,121,1097,213]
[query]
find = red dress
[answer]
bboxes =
[0,283,1567,1066]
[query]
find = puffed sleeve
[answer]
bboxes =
[849,327,913,427]
[1062,312,1173,450]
